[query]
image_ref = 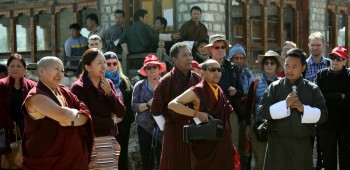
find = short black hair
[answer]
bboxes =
[155,16,167,29]
[286,48,307,66]
[115,10,125,17]
[170,42,190,58]
[86,13,99,26]
[69,23,81,30]
[0,64,7,76]
[134,9,147,22]
[190,6,202,14]
[7,53,26,68]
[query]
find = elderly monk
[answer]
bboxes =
[22,56,94,169]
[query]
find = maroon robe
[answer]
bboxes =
[0,76,36,130]
[21,81,94,170]
[151,68,202,170]
[190,80,234,170]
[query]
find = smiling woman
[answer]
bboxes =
[21,56,94,169]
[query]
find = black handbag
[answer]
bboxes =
[0,128,11,154]
[182,90,226,143]
[253,120,269,142]
[183,116,224,143]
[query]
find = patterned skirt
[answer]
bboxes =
[89,136,120,170]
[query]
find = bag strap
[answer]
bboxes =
[250,78,259,119]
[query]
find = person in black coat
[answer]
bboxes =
[315,46,350,170]
[104,52,134,170]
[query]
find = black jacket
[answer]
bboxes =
[315,67,350,130]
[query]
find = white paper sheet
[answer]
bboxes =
[153,115,165,131]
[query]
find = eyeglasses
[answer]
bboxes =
[145,65,158,70]
[213,46,226,50]
[264,61,276,66]
[329,56,345,62]
[107,62,118,67]
[205,67,223,72]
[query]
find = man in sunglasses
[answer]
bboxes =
[168,59,234,169]
[204,34,243,151]
[315,46,350,170]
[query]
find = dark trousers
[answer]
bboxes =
[319,129,350,170]
[116,122,132,170]
[138,125,161,170]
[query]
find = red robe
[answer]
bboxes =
[21,81,94,170]
[190,80,234,170]
[151,68,202,170]
[0,76,36,130]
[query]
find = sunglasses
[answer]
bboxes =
[145,65,158,70]
[205,67,223,72]
[329,56,345,62]
[264,61,276,66]
[107,62,118,66]
[213,46,226,50]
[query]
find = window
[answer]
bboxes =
[283,5,295,42]
[249,0,262,44]
[16,13,31,52]
[231,0,244,43]
[337,11,346,46]
[267,3,278,44]
[36,12,52,51]
[0,15,10,53]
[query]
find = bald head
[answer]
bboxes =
[37,56,63,70]
[201,59,220,71]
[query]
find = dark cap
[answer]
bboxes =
[104,51,118,60]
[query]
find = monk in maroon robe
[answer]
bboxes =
[22,57,94,169]
[168,59,234,170]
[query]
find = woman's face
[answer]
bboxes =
[144,64,160,77]
[8,59,26,79]
[197,42,208,55]
[263,58,278,75]
[85,54,107,79]
[106,59,119,73]
[40,60,64,90]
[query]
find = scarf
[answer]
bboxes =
[105,70,121,89]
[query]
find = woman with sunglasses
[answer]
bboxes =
[71,48,126,169]
[245,50,282,170]
[131,54,167,170]
[315,46,350,170]
[104,51,134,170]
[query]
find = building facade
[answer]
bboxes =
[0,0,348,67]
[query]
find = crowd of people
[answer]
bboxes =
[0,5,349,170]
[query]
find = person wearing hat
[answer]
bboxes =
[227,44,254,170]
[245,50,281,170]
[104,51,134,170]
[259,48,327,170]
[151,42,202,170]
[204,34,243,151]
[131,54,166,170]
[191,60,202,75]
[315,46,350,170]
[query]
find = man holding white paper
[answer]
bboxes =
[168,59,235,170]
[259,48,328,170]
[151,42,202,170]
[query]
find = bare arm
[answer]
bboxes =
[25,94,78,124]
[168,89,208,122]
